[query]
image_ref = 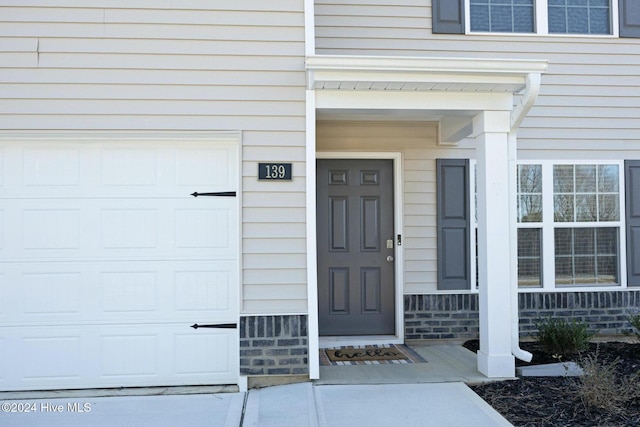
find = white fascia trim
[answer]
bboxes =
[306,55,548,89]
[306,55,548,75]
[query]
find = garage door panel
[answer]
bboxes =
[2,143,237,199]
[0,325,238,390]
[0,261,237,326]
[3,199,236,261]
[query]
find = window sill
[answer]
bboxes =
[466,31,618,39]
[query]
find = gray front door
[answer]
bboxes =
[317,159,395,336]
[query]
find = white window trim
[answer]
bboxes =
[465,0,620,37]
[517,160,627,292]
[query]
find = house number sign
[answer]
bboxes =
[258,163,292,181]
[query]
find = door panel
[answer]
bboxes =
[317,159,395,336]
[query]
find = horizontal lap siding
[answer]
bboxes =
[314,1,640,149]
[317,121,474,294]
[0,2,307,314]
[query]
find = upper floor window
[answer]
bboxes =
[548,0,611,34]
[470,0,535,33]
[467,0,613,35]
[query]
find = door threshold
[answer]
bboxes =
[319,335,402,349]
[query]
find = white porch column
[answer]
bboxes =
[474,111,516,378]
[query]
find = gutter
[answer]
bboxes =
[508,72,543,363]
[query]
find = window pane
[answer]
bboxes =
[554,228,573,255]
[491,6,514,32]
[589,8,610,33]
[517,164,542,222]
[554,165,574,192]
[554,194,574,222]
[518,228,542,287]
[470,0,534,33]
[599,194,619,221]
[555,257,573,284]
[470,4,491,31]
[574,256,596,283]
[576,165,596,192]
[597,256,617,284]
[568,7,589,33]
[597,227,617,254]
[514,6,534,32]
[518,164,542,192]
[574,227,595,254]
[576,194,597,221]
[554,227,619,286]
[598,164,619,192]
[548,0,611,34]
[519,195,543,222]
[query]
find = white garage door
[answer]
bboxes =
[0,137,239,391]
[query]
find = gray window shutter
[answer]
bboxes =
[437,159,471,290]
[432,0,465,34]
[626,160,640,286]
[620,0,640,38]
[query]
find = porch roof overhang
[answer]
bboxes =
[306,55,549,144]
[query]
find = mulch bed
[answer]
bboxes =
[464,340,640,427]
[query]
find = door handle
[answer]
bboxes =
[386,256,394,262]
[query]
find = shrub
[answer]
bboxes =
[627,313,640,340]
[534,317,595,359]
[577,346,640,415]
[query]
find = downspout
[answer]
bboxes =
[508,73,542,363]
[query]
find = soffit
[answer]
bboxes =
[306,55,548,94]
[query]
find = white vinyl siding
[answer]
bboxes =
[314,1,640,151]
[0,2,307,314]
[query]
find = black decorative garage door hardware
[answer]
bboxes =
[191,191,236,197]
[190,323,237,329]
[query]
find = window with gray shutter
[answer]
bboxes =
[437,159,471,290]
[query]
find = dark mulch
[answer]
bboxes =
[465,340,640,427]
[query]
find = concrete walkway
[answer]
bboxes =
[0,382,513,427]
[0,345,514,426]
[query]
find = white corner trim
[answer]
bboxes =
[304,0,316,57]
[306,90,320,380]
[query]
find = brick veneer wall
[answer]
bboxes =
[518,290,640,336]
[404,294,480,340]
[405,290,640,341]
[239,315,309,376]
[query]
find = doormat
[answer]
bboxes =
[319,345,426,366]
